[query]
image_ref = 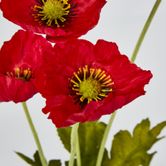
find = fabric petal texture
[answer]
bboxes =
[35,39,153,127]
[0,30,52,103]
[0,0,106,41]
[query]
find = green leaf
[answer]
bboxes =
[16,151,62,166]
[57,121,107,166]
[57,127,72,151]
[57,119,166,166]
[101,149,111,166]
[48,160,62,166]
[15,152,34,165]
[78,122,107,166]
[33,151,42,166]
[107,119,166,166]
[16,151,42,166]
[151,121,166,138]
[65,160,76,166]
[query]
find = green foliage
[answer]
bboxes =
[16,151,42,166]
[58,119,166,166]
[48,160,61,166]
[16,151,62,166]
[78,122,107,166]
[57,126,72,152]
[17,119,166,166]
[57,121,107,166]
[16,152,34,165]
[105,119,166,166]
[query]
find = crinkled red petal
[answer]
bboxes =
[1,0,106,40]
[0,76,36,103]
[35,39,152,127]
[35,39,96,97]
[0,30,52,103]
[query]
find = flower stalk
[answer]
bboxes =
[96,0,162,165]
[69,123,81,166]
[76,128,81,166]
[131,0,161,62]
[22,102,47,166]
[96,112,116,166]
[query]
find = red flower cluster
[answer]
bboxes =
[0,1,153,128]
[0,0,106,41]
[35,39,152,127]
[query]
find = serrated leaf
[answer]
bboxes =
[16,151,63,166]
[133,119,155,150]
[48,160,61,166]
[133,119,151,139]
[101,149,110,166]
[107,119,166,166]
[16,151,42,166]
[58,119,166,166]
[57,127,72,151]
[151,121,166,137]
[33,151,42,166]
[58,121,107,166]
[15,152,34,165]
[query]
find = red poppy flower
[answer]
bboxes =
[0,30,52,103]
[0,0,106,41]
[35,39,153,128]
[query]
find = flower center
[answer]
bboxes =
[70,65,114,104]
[33,0,71,27]
[6,67,32,81]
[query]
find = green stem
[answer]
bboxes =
[96,1,161,165]
[22,102,47,166]
[76,128,81,166]
[69,123,80,166]
[131,0,161,62]
[96,113,116,166]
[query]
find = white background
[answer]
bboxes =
[0,0,166,165]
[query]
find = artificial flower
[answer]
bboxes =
[0,30,52,103]
[35,39,153,127]
[0,0,106,41]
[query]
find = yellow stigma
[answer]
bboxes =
[6,67,32,81]
[79,79,101,102]
[70,65,114,104]
[33,0,71,27]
